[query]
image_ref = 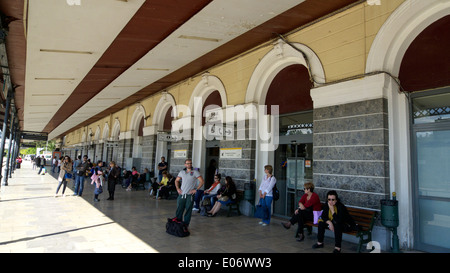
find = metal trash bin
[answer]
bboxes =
[381,199,399,229]
[244,181,256,215]
[380,192,400,253]
[244,181,255,201]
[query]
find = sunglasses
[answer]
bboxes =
[328,198,336,201]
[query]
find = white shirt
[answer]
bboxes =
[259,175,277,197]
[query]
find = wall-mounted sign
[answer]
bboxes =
[158,133,178,142]
[105,141,118,148]
[174,149,187,159]
[206,124,233,138]
[220,148,242,159]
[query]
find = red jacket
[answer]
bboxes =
[299,192,322,211]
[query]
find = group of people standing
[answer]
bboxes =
[52,155,121,203]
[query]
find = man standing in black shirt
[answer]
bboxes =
[157,156,168,182]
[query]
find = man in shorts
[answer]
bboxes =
[175,159,205,227]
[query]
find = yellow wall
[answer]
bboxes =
[64,0,406,145]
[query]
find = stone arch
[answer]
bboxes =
[130,104,147,134]
[94,126,101,142]
[152,93,177,131]
[102,123,110,140]
[245,39,324,105]
[188,73,227,113]
[111,119,121,141]
[366,0,450,76]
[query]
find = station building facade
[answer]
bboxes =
[60,0,450,252]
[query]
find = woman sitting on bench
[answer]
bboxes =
[281,182,321,241]
[312,190,356,253]
[207,176,236,217]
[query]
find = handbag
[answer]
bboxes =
[64,172,73,179]
[254,199,269,219]
[313,210,323,224]
[201,198,211,206]
[272,184,279,201]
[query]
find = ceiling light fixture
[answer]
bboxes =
[34,78,75,81]
[136,68,170,71]
[178,35,221,43]
[31,94,65,96]
[95,98,122,100]
[40,49,93,55]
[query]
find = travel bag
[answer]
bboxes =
[166,217,190,237]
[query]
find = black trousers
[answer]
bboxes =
[317,221,343,248]
[289,209,313,235]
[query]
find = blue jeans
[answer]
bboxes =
[193,190,205,209]
[259,196,273,224]
[74,174,85,196]
[56,179,67,195]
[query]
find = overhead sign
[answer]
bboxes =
[20,131,48,141]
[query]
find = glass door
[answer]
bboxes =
[286,156,305,216]
[273,111,313,218]
[412,90,450,252]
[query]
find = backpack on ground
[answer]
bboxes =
[166,217,190,237]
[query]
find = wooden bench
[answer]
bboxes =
[226,190,243,217]
[304,203,378,253]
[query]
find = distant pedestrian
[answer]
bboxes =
[107,161,120,200]
[55,156,73,197]
[32,155,37,170]
[52,156,57,173]
[57,156,62,173]
[74,155,89,196]
[91,161,105,202]
[38,155,46,175]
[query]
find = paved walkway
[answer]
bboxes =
[0,161,358,253]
